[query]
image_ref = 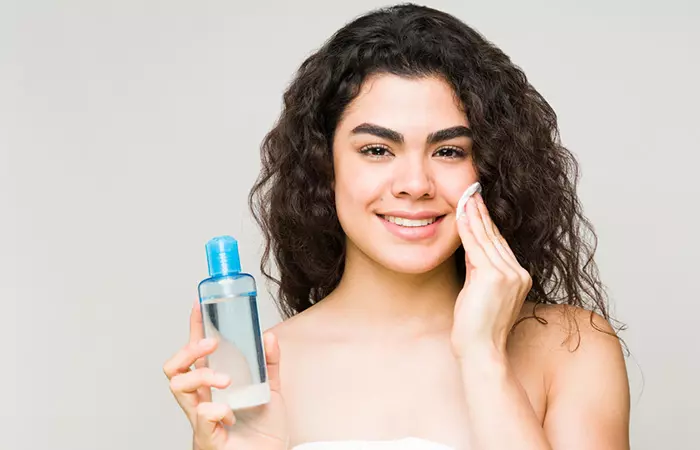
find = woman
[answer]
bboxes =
[163,4,630,449]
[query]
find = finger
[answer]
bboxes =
[190,300,205,344]
[263,331,281,392]
[477,194,518,261]
[474,193,518,266]
[457,198,491,269]
[170,368,231,395]
[169,368,222,415]
[464,194,511,273]
[474,195,531,294]
[163,338,217,379]
[474,193,498,240]
[195,402,234,446]
[190,301,208,369]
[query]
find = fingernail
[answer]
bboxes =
[215,373,230,385]
[200,338,216,348]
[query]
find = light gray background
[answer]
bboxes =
[1,0,698,449]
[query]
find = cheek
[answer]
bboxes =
[333,156,386,216]
[438,168,479,212]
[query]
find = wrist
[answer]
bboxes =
[452,334,507,360]
[455,341,510,377]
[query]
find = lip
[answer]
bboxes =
[377,213,446,241]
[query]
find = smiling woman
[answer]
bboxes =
[163,3,630,450]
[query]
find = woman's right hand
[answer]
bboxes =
[163,301,288,450]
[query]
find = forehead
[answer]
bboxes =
[337,74,469,134]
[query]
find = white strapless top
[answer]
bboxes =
[292,437,454,449]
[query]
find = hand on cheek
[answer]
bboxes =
[451,192,533,359]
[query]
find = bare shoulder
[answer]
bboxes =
[265,310,306,347]
[510,302,628,385]
[511,301,623,355]
[512,302,630,448]
[265,303,328,351]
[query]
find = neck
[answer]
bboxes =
[324,242,462,336]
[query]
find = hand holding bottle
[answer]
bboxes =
[163,301,288,449]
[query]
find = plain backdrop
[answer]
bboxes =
[1,0,698,449]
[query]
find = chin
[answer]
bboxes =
[384,259,446,275]
[368,244,457,275]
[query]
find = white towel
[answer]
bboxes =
[292,437,454,449]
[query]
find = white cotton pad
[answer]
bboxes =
[456,181,482,220]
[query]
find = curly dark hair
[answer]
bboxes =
[248,3,615,333]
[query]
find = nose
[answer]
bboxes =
[391,154,435,199]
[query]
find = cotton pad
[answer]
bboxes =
[456,181,482,220]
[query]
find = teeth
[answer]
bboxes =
[383,216,437,227]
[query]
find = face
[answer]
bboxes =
[332,74,479,274]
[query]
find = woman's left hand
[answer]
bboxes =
[451,192,533,360]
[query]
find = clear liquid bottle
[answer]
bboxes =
[198,236,270,410]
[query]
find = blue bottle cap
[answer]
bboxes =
[205,235,241,277]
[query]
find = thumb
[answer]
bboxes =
[263,331,281,392]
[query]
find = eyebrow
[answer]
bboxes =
[350,123,473,145]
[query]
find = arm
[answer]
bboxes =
[542,312,630,450]
[453,193,630,449]
[459,345,552,450]
[459,311,630,450]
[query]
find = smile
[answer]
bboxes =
[378,214,444,227]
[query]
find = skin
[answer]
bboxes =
[164,74,631,450]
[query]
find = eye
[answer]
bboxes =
[359,145,393,158]
[433,146,466,159]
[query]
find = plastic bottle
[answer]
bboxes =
[198,236,270,410]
